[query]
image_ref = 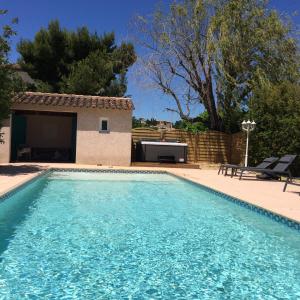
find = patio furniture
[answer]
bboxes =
[31,147,71,162]
[218,157,278,177]
[283,176,300,192]
[238,155,297,191]
[17,145,31,161]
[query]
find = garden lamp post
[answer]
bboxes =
[242,120,256,167]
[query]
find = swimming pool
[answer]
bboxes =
[0,170,299,299]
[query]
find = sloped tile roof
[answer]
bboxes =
[12,92,134,110]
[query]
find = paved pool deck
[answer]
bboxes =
[1,163,299,223]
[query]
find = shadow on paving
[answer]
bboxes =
[0,165,46,176]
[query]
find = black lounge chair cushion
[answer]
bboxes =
[240,155,297,179]
[270,155,297,173]
[238,157,279,171]
[264,157,279,163]
[278,155,296,163]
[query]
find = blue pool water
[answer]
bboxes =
[0,171,299,299]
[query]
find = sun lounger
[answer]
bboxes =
[237,155,297,191]
[218,157,278,177]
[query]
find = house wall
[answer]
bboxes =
[0,104,132,166]
[0,118,11,163]
[76,109,132,165]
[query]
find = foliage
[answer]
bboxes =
[17,20,136,96]
[174,111,210,133]
[135,0,299,132]
[145,118,159,127]
[132,116,142,128]
[132,116,158,128]
[211,0,299,132]
[0,10,20,131]
[249,81,300,175]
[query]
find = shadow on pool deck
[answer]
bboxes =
[0,164,46,176]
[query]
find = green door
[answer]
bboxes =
[11,113,27,162]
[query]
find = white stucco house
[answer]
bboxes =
[0,92,134,166]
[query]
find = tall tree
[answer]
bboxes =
[17,20,136,96]
[210,0,299,132]
[135,0,299,131]
[0,10,19,130]
[249,81,300,174]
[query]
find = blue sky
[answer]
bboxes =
[1,0,299,122]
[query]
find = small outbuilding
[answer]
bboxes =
[0,92,134,166]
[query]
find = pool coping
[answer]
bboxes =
[0,167,299,231]
[0,169,51,201]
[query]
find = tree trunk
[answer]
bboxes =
[202,77,222,131]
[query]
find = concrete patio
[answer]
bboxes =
[0,163,299,223]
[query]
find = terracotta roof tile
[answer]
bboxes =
[12,92,134,110]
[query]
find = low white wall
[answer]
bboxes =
[0,118,11,163]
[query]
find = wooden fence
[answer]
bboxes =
[132,128,245,164]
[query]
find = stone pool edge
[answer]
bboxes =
[0,169,51,201]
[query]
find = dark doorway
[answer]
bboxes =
[10,110,77,163]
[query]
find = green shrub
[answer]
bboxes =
[249,82,300,176]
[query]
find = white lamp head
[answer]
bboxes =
[242,120,247,131]
[250,120,256,131]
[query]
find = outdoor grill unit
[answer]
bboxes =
[136,141,188,163]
